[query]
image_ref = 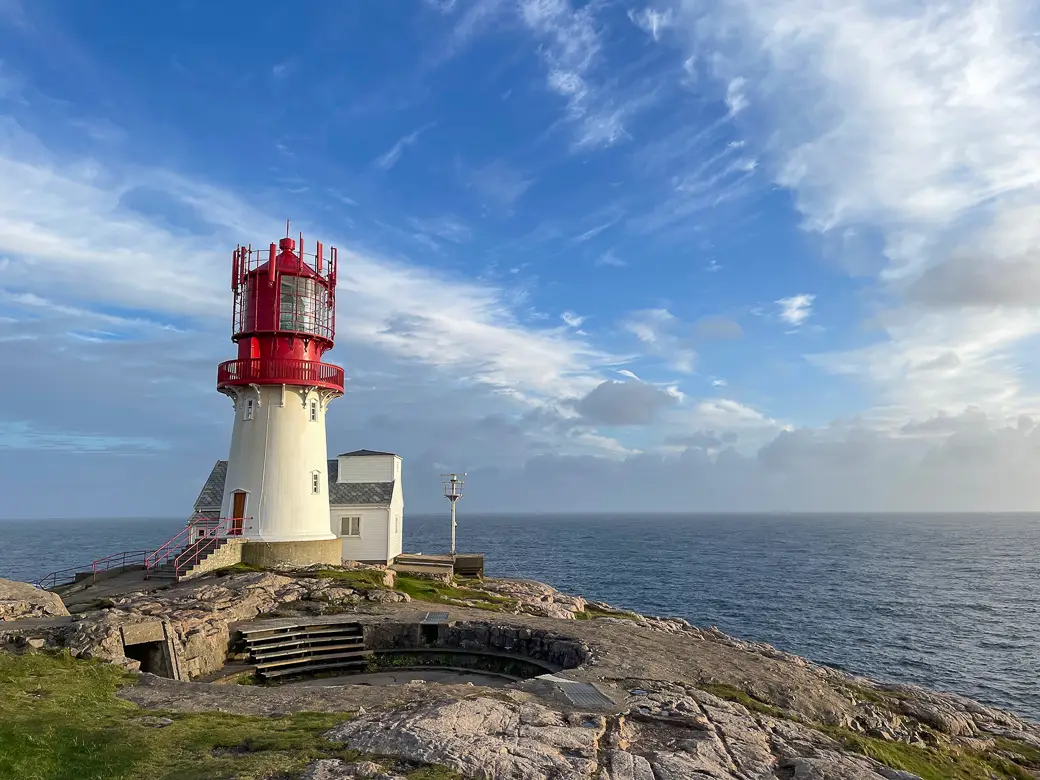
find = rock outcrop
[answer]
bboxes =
[326,690,914,780]
[1,571,412,678]
[3,568,1040,779]
[0,577,70,621]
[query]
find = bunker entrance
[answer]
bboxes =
[123,639,174,677]
[120,622,176,678]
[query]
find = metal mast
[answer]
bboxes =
[441,473,466,557]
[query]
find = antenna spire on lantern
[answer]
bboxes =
[285,217,291,238]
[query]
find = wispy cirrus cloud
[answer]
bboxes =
[628,7,674,41]
[462,158,534,212]
[373,121,436,171]
[622,308,696,373]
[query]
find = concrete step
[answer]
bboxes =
[255,648,371,671]
[250,639,366,663]
[258,655,371,679]
[240,623,363,645]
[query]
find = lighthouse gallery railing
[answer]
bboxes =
[216,357,344,391]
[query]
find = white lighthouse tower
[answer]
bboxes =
[215,229,344,565]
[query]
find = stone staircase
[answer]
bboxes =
[147,537,237,582]
[236,622,370,680]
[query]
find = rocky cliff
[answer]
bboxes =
[1,569,1038,780]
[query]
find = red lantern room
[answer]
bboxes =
[216,231,345,393]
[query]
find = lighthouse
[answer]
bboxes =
[214,229,345,566]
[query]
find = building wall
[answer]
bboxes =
[388,482,404,559]
[332,505,392,563]
[337,454,397,483]
[221,385,338,542]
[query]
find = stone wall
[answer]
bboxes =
[182,540,244,581]
[240,540,340,568]
[363,620,591,670]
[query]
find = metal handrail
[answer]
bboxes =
[33,549,151,590]
[143,520,197,571]
[173,516,246,578]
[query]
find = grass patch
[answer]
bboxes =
[820,726,1034,780]
[699,683,786,719]
[311,569,389,590]
[0,651,459,780]
[842,683,893,706]
[214,563,267,576]
[994,737,1040,767]
[576,605,642,622]
[700,682,1035,780]
[393,575,517,612]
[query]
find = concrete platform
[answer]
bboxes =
[392,553,484,577]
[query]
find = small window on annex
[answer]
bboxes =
[339,516,361,537]
[243,398,255,421]
[311,471,321,494]
[309,400,318,422]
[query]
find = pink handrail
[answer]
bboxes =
[34,549,151,590]
[144,520,197,571]
[172,516,246,578]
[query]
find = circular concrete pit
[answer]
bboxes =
[228,617,590,686]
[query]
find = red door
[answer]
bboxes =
[232,492,246,535]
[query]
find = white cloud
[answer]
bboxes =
[656,0,1040,426]
[408,214,472,243]
[0,118,617,421]
[595,249,626,267]
[518,0,636,149]
[724,77,748,115]
[561,311,585,328]
[629,7,674,41]
[776,294,814,327]
[373,122,435,171]
[621,308,695,373]
[464,159,533,211]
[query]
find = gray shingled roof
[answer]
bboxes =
[194,459,393,511]
[337,449,397,457]
[194,460,227,511]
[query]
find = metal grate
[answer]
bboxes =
[538,674,616,709]
[420,611,450,624]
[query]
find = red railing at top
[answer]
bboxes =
[216,358,344,392]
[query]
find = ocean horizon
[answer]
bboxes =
[1,511,1037,721]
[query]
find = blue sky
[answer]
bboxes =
[3,0,1040,517]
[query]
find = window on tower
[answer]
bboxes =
[311,471,321,494]
[244,399,255,421]
[309,400,318,421]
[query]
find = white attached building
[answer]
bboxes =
[193,448,404,566]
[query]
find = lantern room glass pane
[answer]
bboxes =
[279,276,331,336]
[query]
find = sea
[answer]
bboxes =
[1,512,1037,721]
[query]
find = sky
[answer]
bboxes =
[3,0,1040,517]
